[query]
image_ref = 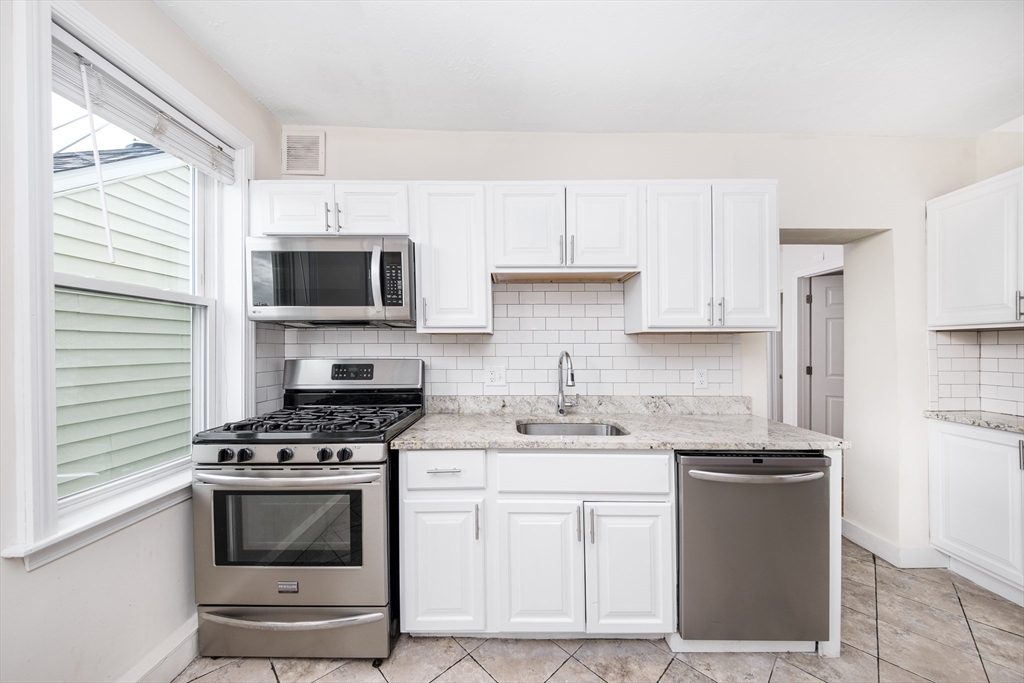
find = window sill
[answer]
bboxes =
[1,469,192,571]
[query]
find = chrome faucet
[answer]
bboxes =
[557,350,578,416]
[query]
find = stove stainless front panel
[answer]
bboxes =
[192,442,388,465]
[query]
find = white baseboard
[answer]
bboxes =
[118,613,199,683]
[949,558,1024,607]
[841,519,948,568]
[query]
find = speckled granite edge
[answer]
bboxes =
[425,395,752,416]
[924,410,1024,435]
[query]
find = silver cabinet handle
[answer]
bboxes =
[576,506,581,542]
[717,297,725,325]
[194,472,381,487]
[426,468,461,474]
[1019,440,1023,470]
[560,234,564,264]
[335,202,343,231]
[422,297,428,324]
[589,507,595,544]
[570,235,575,264]
[707,297,713,325]
[688,470,824,485]
[475,503,480,540]
[324,202,332,232]
[1017,290,1022,321]
[370,244,383,313]
[203,611,383,632]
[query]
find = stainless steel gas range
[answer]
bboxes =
[191,358,424,660]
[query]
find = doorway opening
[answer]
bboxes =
[798,271,845,438]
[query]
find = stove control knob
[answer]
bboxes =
[316,447,333,463]
[338,447,354,462]
[277,448,294,463]
[237,448,254,463]
[217,448,234,463]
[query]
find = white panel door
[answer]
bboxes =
[646,183,714,328]
[566,185,639,267]
[335,183,409,234]
[929,422,1024,586]
[927,169,1023,327]
[498,501,585,632]
[810,274,844,438]
[256,182,335,234]
[402,500,485,632]
[492,186,566,267]
[584,502,674,633]
[416,184,490,330]
[712,182,779,328]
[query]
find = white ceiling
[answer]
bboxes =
[153,0,1024,137]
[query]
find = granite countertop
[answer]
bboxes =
[924,410,1024,435]
[392,396,849,451]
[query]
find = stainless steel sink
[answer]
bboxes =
[516,422,627,436]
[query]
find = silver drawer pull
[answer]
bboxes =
[426,468,462,474]
[689,470,824,484]
[203,612,383,632]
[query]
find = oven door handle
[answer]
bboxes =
[202,611,384,632]
[370,244,383,313]
[193,472,382,487]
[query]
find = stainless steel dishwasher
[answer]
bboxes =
[678,451,831,642]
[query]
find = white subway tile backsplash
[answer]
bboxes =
[928,330,1024,416]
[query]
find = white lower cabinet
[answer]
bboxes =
[401,449,676,635]
[402,499,485,631]
[929,420,1024,591]
[584,502,675,633]
[498,501,586,631]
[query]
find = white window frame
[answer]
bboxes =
[2,0,256,570]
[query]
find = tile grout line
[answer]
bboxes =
[651,651,674,683]
[874,552,881,683]
[427,649,475,683]
[569,653,609,683]
[953,581,992,683]
[268,658,281,683]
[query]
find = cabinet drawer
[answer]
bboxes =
[497,451,671,494]
[406,450,487,490]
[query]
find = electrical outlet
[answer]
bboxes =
[485,365,506,387]
[694,368,709,389]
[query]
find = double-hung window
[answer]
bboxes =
[49,26,232,505]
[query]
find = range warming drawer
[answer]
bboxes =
[677,452,831,642]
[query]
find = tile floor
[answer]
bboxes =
[174,539,1024,683]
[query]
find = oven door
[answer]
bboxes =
[193,465,388,606]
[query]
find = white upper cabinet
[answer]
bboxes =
[584,502,675,634]
[335,184,409,234]
[491,186,566,267]
[253,182,335,235]
[642,183,714,328]
[927,168,1024,329]
[416,184,491,332]
[497,501,586,632]
[713,182,779,328]
[250,181,410,235]
[566,185,639,268]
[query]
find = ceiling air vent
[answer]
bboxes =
[282,130,325,175]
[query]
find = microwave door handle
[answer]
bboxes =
[370,244,383,313]
[193,472,382,487]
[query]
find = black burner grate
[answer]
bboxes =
[222,405,415,435]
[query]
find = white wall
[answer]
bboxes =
[779,245,845,426]
[0,2,281,681]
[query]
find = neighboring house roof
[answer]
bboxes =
[53,142,164,173]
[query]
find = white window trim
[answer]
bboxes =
[2,0,256,570]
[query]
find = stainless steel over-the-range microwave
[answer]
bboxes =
[246,236,416,327]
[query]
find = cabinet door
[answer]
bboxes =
[584,502,675,634]
[927,169,1023,327]
[645,183,714,328]
[415,185,490,331]
[497,501,586,632]
[256,182,335,235]
[336,183,409,235]
[566,185,638,268]
[712,182,779,328]
[929,422,1024,586]
[491,186,566,267]
[402,500,485,632]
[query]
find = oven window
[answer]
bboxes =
[251,251,374,307]
[213,491,363,567]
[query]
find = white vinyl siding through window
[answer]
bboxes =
[55,289,192,498]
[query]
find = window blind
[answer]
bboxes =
[51,26,235,184]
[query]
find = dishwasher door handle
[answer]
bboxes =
[688,470,824,484]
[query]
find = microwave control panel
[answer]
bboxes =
[382,252,403,306]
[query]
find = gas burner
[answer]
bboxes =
[217,405,417,437]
